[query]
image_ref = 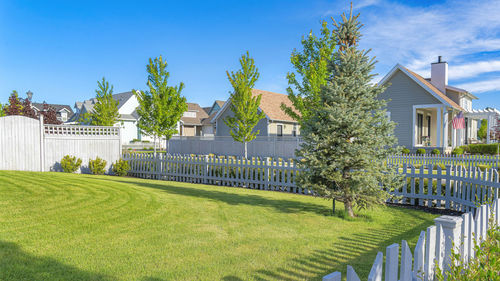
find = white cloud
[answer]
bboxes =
[449,60,500,80]
[457,78,500,93]
[354,0,380,9]
[360,0,500,74]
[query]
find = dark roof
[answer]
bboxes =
[202,107,211,114]
[112,91,134,109]
[215,100,225,108]
[32,103,74,115]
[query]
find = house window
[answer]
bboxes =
[417,113,423,145]
[277,125,283,137]
[292,124,297,137]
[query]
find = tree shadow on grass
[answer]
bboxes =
[95,178,333,216]
[0,240,115,281]
[225,212,435,281]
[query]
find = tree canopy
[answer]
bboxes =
[223,51,265,159]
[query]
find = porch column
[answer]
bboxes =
[412,106,417,148]
[443,110,449,148]
[436,107,442,147]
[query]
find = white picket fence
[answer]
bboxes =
[389,164,500,213]
[388,154,500,169]
[124,154,500,211]
[123,153,311,194]
[323,199,500,281]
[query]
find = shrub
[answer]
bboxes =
[433,163,445,170]
[112,159,130,176]
[416,148,426,155]
[89,157,107,175]
[431,149,440,155]
[401,147,410,154]
[478,164,492,171]
[60,155,82,173]
[461,144,499,155]
[451,147,464,156]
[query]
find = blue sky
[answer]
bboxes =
[1,0,499,110]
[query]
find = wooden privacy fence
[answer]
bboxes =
[322,199,500,281]
[0,115,121,172]
[124,154,500,212]
[388,154,500,169]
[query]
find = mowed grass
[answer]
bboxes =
[0,171,438,281]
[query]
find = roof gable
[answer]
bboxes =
[380,64,464,110]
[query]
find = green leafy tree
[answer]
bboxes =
[224,51,265,159]
[135,55,187,154]
[478,119,488,141]
[82,78,119,126]
[281,21,336,124]
[296,7,401,217]
[0,103,5,117]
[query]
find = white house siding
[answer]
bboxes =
[119,120,138,144]
[118,96,139,116]
[380,70,442,149]
[215,106,268,136]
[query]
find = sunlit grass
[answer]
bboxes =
[0,171,438,280]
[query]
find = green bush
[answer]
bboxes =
[401,147,410,154]
[461,144,499,155]
[112,159,130,176]
[60,155,82,173]
[89,157,107,175]
[451,147,464,155]
[431,149,440,155]
[416,148,426,155]
[477,164,492,171]
[433,163,446,170]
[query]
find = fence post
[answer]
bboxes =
[367,252,383,281]
[322,271,341,281]
[346,265,360,281]
[400,240,412,281]
[424,225,436,281]
[39,114,45,172]
[434,215,463,273]
[445,165,452,209]
[385,244,399,281]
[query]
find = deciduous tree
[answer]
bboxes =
[82,78,120,126]
[223,51,265,159]
[281,21,336,124]
[135,55,187,154]
[296,6,401,217]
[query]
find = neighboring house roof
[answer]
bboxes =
[113,91,135,109]
[380,64,464,111]
[212,89,298,123]
[32,103,74,115]
[202,107,211,114]
[445,85,478,100]
[181,103,209,126]
[74,91,136,121]
[215,100,225,108]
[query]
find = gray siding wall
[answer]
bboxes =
[215,106,268,136]
[379,70,442,148]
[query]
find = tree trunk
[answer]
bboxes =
[344,199,354,218]
[244,141,248,159]
[332,199,336,216]
[153,135,157,156]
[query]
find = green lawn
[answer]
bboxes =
[0,171,438,281]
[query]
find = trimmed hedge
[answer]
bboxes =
[416,148,426,155]
[401,148,410,154]
[452,147,464,155]
[460,144,500,155]
[431,149,440,155]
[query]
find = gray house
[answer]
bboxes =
[380,57,498,152]
[211,89,299,137]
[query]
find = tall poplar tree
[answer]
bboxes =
[296,7,401,217]
[281,21,336,124]
[135,55,187,154]
[224,51,265,159]
[86,78,120,126]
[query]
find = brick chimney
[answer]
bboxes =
[431,56,448,93]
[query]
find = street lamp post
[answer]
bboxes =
[26,90,33,101]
